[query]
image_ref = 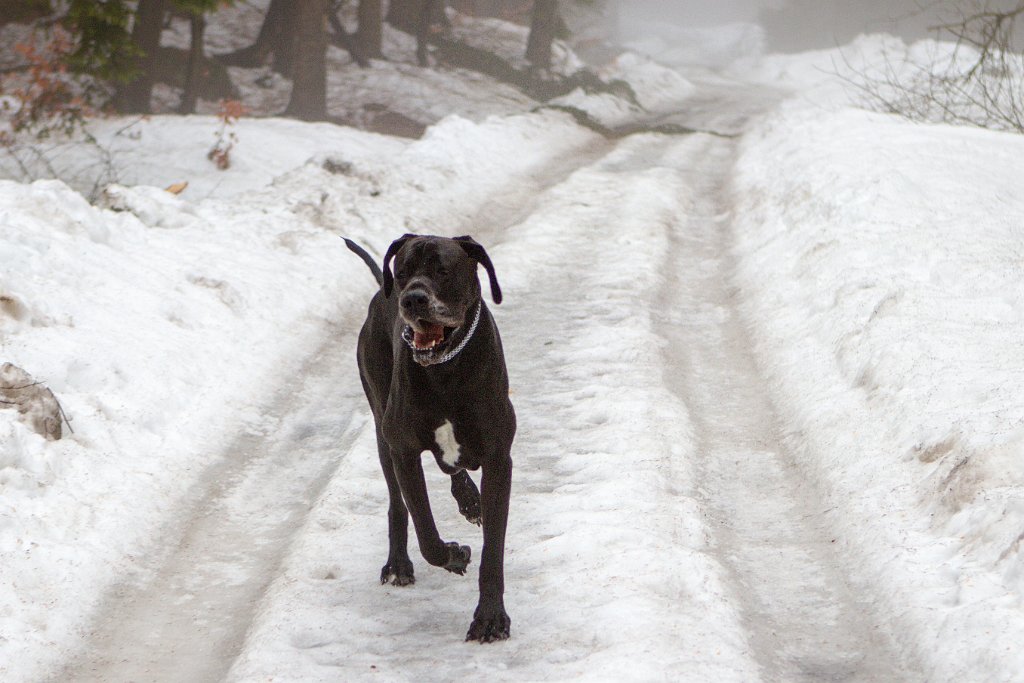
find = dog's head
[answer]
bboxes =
[382,234,502,366]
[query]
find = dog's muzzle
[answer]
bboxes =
[401,301,481,366]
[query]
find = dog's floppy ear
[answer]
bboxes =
[454,235,502,304]
[382,233,417,298]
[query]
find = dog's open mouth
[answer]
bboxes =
[402,320,456,363]
[401,302,480,366]
[411,321,452,351]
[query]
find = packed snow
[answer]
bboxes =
[2,6,1024,683]
[731,99,1024,681]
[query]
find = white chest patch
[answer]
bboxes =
[434,420,461,468]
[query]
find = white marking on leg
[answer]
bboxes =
[435,420,461,468]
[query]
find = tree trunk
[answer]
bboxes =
[179,11,206,113]
[284,0,328,121]
[385,0,446,41]
[386,0,420,32]
[216,0,293,72]
[526,0,557,70]
[269,0,297,76]
[416,0,432,66]
[419,0,448,65]
[327,1,370,67]
[115,0,165,113]
[356,0,382,58]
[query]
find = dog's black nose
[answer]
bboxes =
[401,289,429,313]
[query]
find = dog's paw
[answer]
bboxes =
[380,558,415,586]
[443,542,471,575]
[465,606,511,643]
[459,500,482,527]
[450,472,482,526]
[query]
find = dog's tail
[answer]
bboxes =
[343,237,383,286]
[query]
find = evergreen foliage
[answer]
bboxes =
[64,0,140,84]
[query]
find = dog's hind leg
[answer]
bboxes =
[376,429,416,586]
[450,470,482,526]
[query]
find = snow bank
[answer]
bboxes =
[550,51,697,128]
[747,33,910,96]
[731,100,1024,680]
[748,32,1024,135]
[0,115,408,202]
[0,175,351,681]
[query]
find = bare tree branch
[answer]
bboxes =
[847,1,1024,134]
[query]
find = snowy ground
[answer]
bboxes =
[731,95,1024,682]
[2,8,1024,683]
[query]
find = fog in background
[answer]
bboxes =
[606,0,1021,54]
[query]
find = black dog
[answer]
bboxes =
[344,234,516,643]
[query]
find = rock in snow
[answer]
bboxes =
[0,363,63,441]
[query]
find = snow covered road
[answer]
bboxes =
[49,82,839,679]
[654,133,909,681]
[62,85,920,682]
[226,129,775,682]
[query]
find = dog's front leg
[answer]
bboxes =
[376,433,415,586]
[466,452,512,642]
[392,453,472,575]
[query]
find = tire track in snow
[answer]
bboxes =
[653,132,916,682]
[58,317,366,683]
[481,135,768,680]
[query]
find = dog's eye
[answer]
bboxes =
[437,267,449,277]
